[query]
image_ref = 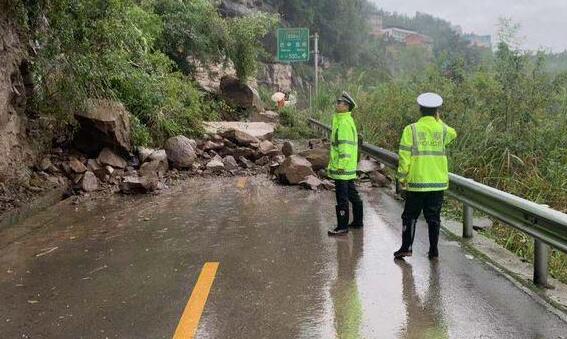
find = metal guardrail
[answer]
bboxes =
[308,118,567,288]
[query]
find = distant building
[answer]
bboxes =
[368,12,384,37]
[381,27,432,47]
[464,34,492,49]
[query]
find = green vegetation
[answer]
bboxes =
[288,18,567,282]
[17,0,277,146]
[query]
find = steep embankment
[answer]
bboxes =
[0,8,33,182]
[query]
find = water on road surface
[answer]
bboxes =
[0,176,566,338]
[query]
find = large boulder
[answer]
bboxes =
[74,99,131,155]
[165,136,197,169]
[258,140,276,155]
[204,122,274,141]
[69,158,87,174]
[299,148,329,171]
[222,155,238,171]
[282,141,294,156]
[137,147,155,163]
[239,156,255,169]
[120,175,160,194]
[139,159,168,178]
[222,128,259,146]
[230,147,257,161]
[97,147,127,169]
[206,155,225,171]
[80,171,99,192]
[148,149,167,163]
[220,75,264,113]
[275,155,316,185]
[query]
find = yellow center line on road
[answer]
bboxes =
[236,177,247,189]
[173,262,220,339]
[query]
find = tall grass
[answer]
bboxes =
[293,54,567,282]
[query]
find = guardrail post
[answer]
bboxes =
[463,203,474,238]
[533,239,550,288]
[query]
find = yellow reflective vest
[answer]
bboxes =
[397,116,457,192]
[328,112,358,181]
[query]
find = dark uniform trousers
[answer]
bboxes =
[335,180,363,229]
[401,190,444,252]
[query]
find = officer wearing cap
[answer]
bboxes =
[394,93,457,258]
[328,92,364,236]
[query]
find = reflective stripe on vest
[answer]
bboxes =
[408,182,448,189]
[329,169,357,176]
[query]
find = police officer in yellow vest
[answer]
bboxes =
[328,92,364,236]
[394,93,457,258]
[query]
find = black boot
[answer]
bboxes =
[394,219,417,259]
[428,222,440,259]
[329,206,349,236]
[348,201,364,229]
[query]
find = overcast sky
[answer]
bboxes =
[371,0,567,52]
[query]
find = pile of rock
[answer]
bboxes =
[34,119,391,197]
[270,139,392,192]
[35,147,135,194]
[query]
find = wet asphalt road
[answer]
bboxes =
[0,176,566,339]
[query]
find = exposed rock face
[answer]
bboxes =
[218,0,277,17]
[220,75,264,113]
[189,57,237,94]
[0,12,33,181]
[165,136,197,169]
[74,99,131,155]
[276,155,315,185]
[257,63,293,93]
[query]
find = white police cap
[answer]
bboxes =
[417,92,443,108]
[338,91,357,109]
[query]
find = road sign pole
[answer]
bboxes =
[313,33,319,100]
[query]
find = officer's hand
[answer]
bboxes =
[401,190,407,200]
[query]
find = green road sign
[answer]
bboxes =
[277,28,310,62]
